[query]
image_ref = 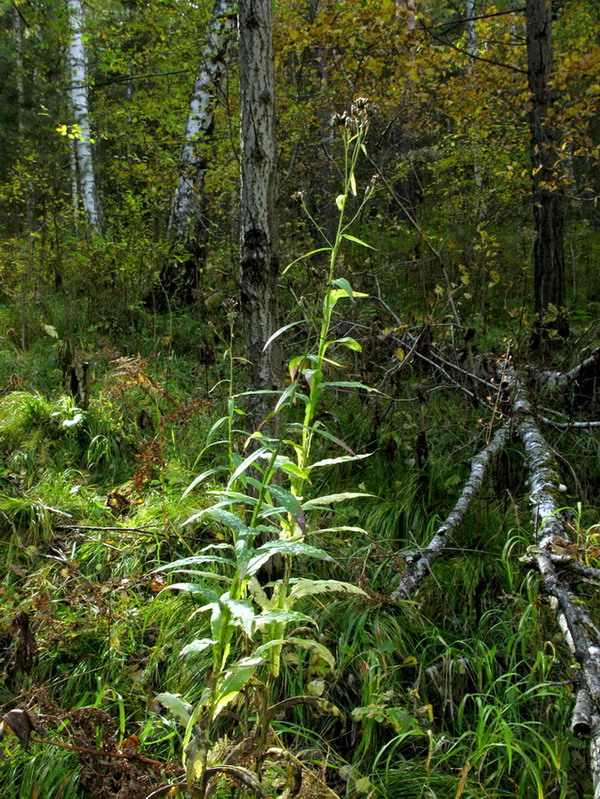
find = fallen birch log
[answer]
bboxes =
[504,359,600,791]
[390,423,509,601]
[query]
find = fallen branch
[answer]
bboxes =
[31,736,167,769]
[538,346,600,391]
[390,424,509,601]
[539,417,600,430]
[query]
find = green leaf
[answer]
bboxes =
[332,277,354,298]
[203,507,253,536]
[287,637,336,669]
[254,610,315,628]
[247,541,332,576]
[156,582,220,603]
[342,233,376,249]
[302,492,373,508]
[183,467,227,498]
[214,656,262,718]
[281,247,332,277]
[247,577,270,610]
[288,578,367,601]
[227,446,269,488]
[180,639,217,659]
[152,693,193,724]
[349,172,357,196]
[287,423,355,455]
[263,320,305,351]
[172,570,231,584]
[322,381,378,391]
[224,598,255,637]
[153,555,233,572]
[273,381,298,414]
[205,416,229,444]
[267,485,307,532]
[330,336,362,351]
[307,453,371,470]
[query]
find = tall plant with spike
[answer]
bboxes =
[152,100,375,798]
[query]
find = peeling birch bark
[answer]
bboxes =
[390,424,509,601]
[165,0,235,301]
[591,717,600,799]
[504,360,600,750]
[66,0,102,232]
[571,686,592,738]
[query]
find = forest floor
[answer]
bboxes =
[0,298,598,799]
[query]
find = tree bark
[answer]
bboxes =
[164,0,236,303]
[238,0,281,432]
[66,0,102,233]
[504,361,600,733]
[526,0,565,314]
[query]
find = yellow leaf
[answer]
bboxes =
[394,347,405,362]
[42,323,59,339]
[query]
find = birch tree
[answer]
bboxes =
[165,0,236,303]
[238,0,281,431]
[66,0,102,232]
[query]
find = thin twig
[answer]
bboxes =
[31,737,167,769]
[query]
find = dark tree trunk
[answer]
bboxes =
[238,0,281,432]
[526,0,566,315]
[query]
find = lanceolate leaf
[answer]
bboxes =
[307,453,371,470]
[227,446,269,488]
[322,380,378,391]
[342,233,376,249]
[180,638,217,659]
[287,636,336,669]
[288,578,367,600]
[330,336,362,351]
[157,582,220,603]
[262,319,305,351]
[152,693,193,724]
[224,598,255,637]
[246,541,332,576]
[153,555,233,572]
[213,656,262,719]
[253,610,315,628]
[303,492,373,508]
[267,485,307,532]
[183,467,227,498]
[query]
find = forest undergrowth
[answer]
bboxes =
[0,122,599,799]
[0,282,598,798]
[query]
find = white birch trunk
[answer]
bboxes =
[465,0,477,58]
[239,0,281,430]
[66,0,101,232]
[168,0,235,243]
